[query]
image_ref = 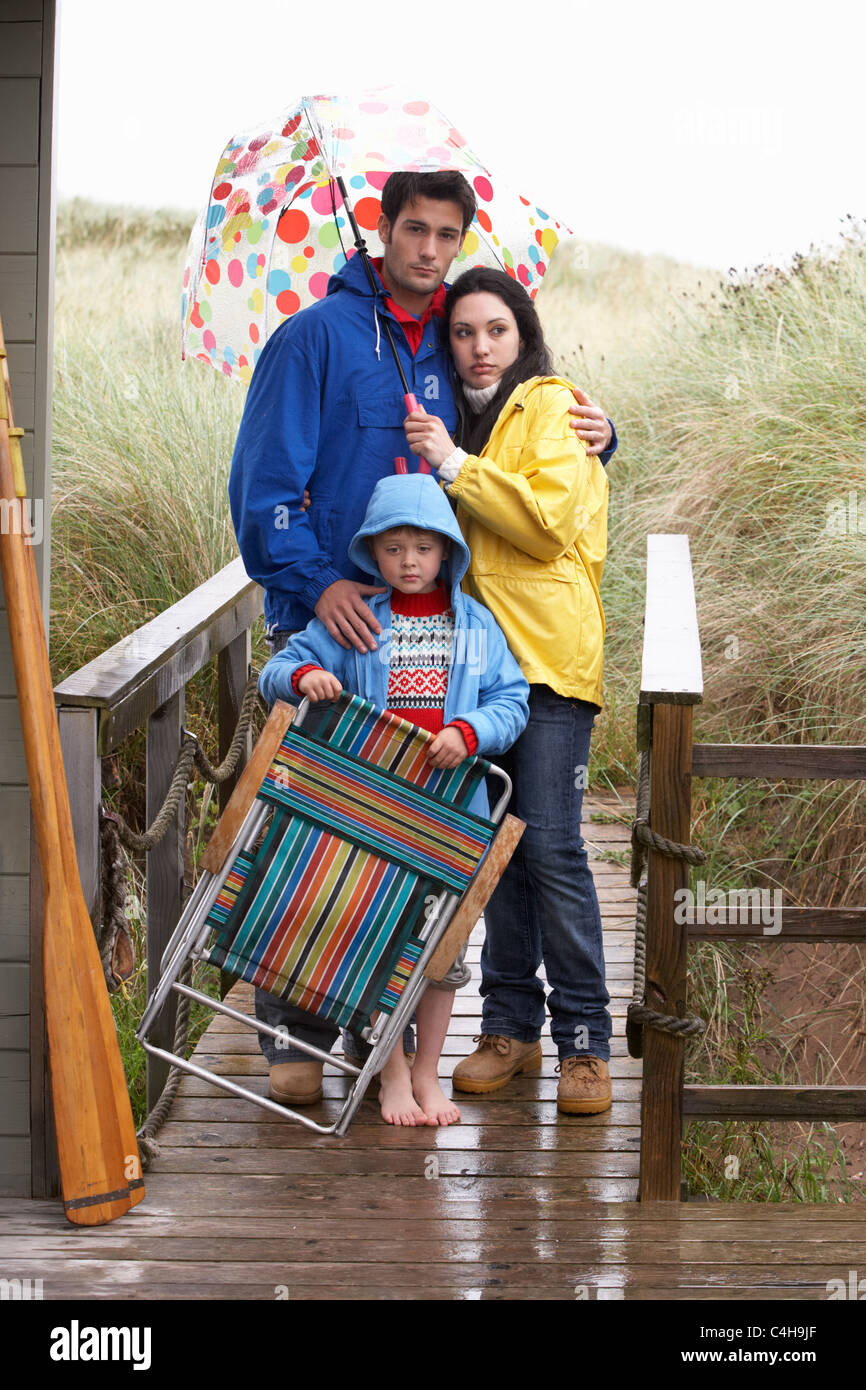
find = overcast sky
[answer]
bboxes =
[56,0,865,270]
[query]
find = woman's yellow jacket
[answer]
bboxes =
[447,375,608,708]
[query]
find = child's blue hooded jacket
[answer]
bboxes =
[258,474,530,813]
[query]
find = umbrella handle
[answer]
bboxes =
[403,394,431,474]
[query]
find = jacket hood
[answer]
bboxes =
[326,250,386,303]
[347,473,470,595]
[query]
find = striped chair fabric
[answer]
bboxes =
[205,694,495,1034]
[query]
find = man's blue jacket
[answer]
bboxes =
[229,250,619,635]
[229,251,460,634]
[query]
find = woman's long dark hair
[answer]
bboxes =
[444,267,554,454]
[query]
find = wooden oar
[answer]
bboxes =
[0,319,143,1224]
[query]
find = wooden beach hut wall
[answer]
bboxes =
[0,0,58,1198]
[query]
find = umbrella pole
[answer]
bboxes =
[335,176,412,397]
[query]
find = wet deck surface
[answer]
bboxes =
[4,790,866,1300]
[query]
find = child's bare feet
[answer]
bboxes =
[379,1053,428,1126]
[412,1074,461,1126]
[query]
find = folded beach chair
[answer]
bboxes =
[138,691,523,1135]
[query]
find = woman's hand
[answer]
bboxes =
[297,669,343,701]
[403,405,456,468]
[426,726,469,769]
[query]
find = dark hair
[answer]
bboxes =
[444,267,554,453]
[380,171,476,235]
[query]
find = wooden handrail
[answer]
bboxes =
[692,742,866,780]
[684,1086,866,1120]
[636,534,866,1202]
[55,557,262,754]
[53,557,264,1106]
[685,906,866,941]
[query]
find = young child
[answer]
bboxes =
[258,469,529,1127]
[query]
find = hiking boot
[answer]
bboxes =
[556,1055,612,1115]
[452,1034,543,1093]
[269,1060,323,1105]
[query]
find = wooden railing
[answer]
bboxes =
[637,534,866,1200]
[52,558,263,1109]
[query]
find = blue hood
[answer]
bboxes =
[325,248,389,305]
[347,473,470,597]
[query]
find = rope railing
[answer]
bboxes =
[626,749,707,1058]
[92,669,264,1164]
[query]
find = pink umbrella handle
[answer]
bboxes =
[403,393,431,473]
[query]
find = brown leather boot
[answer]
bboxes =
[556,1055,612,1114]
[269,1060,324,1105]
[452,1034,543,1093]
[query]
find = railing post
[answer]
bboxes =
[637,535,703,1202]
[145,690,185,1108]
[639,701,694,1200]
[217,629,251,813]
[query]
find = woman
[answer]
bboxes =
[403,266,612,1114]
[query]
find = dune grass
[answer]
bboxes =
[52,200,866,1183]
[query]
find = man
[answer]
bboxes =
[229,169,617,1104]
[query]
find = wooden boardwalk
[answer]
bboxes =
[3,789,866,1301]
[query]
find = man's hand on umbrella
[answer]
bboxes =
[404,405,456,468]
[568,389,613,455]
[315,580,386,652]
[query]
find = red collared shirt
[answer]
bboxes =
[370,256,446,357]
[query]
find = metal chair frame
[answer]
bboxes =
[138,696,514,1136]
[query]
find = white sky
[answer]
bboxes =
[56,0,866,270]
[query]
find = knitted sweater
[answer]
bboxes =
[291,580,477,754]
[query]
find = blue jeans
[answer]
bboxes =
[480,685,611,1062]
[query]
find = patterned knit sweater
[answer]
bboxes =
[292,581,478,755]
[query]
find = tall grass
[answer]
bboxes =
[51,205,244,678]
[582,222,866,909]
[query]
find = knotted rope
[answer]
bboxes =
[107,672,263,855]
[626,748,707,1058]
[136,959,193,1169]
[94,670,263,1159]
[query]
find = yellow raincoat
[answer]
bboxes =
[447,375,608,708]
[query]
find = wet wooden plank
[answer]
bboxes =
[144,1147,642,1177]
[6,1234,866,1270]
[158,1097,644,1126]
[0,1256,856,1292]
[151,1122,642,1151]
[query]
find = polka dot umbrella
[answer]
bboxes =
[182,90,570,385]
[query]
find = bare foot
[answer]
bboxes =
[412,1074,461,1126]
[379,1073,428,1126]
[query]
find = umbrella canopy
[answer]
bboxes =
[182,90,569,384]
